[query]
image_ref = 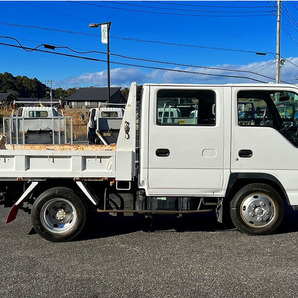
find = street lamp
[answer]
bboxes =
[89,22,111,103]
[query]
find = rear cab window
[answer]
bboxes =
[100,111,119,118]
[156,89,216,126]
[29,111,49,118]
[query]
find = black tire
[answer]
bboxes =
[230,183,284,235]
[31,187,87,242]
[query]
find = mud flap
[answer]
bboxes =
[6,204,19,224]
[216,198,223,223]
[6,181,39,223]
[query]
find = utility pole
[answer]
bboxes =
[45,80,54,106]
[276,0,282,83]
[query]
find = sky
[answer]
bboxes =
[0,0,297,90]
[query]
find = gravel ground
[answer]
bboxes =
[0,205,297,298]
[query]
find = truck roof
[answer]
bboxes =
[143,83,298,88]
[18,107,58,111]
[99,107,124,112]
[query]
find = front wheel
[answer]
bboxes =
[31,187,87,242]
[230,183,284,235]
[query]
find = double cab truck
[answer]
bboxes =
[1,82,298,242]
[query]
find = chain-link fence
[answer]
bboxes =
[3,116,73,145]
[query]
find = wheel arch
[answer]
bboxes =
[225,173,289,205]
[6,179,100,224]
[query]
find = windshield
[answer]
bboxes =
[273,92,298,121]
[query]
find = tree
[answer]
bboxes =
[120,88,129,100]
[0,72,47,97]
[120,85,143,101]
[1,72,15,93]
[53,87,77,99]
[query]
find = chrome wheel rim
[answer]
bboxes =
[240,193,276,228]
[40,198,77,234]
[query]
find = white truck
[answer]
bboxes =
[87,104,124,145]
[1,82,298,242]
[3,102,72,145]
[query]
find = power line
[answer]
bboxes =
[281,23,298,43]
[267,2,298,45]
[282,13,298,33]
[0,35,45,52]
[0,22,96,37]
[250,60,275,72]
[109,52,277,82]
[282,4,298,27]
[292,1,298,11]
[23,1,90,22]
[143,1,272,9]
[0,22,273,56]
[267,1,277,15]
[62,45,277,81]
[285,59,298,68]
[0,35,277,82]
[252,61,277,75]
[281,64,296,84]
[24,0,274,22]
[102,1,273,14]
[111,35,272,56]
[69,1,273,17]
[281,4,298,34]
[0,41,270,83]
[282,14,298,36]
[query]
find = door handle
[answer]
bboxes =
[156,148,170,157]
[238,149,253,158]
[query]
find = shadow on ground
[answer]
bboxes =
[80,205,298,241]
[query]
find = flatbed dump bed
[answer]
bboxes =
[0,143,117,179]
[3,144,116,151]
[0,82,136,183]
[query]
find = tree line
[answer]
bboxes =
[0,72,76,99]
[0,72,140,101]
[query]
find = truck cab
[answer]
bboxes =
[138,84,298,234]
[17,106,60,118]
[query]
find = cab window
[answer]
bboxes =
[237,90,298,147]
[156,89,216,126]
[101,111,118,118]
[29,111,48,118]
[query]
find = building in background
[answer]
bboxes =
[65,87,122,109]
[0,93,18,109]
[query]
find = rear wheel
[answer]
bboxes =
[230,183,284,235]
[31,187,87,242]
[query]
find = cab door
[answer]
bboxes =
[231,87,298,173]
[147,86,225,196]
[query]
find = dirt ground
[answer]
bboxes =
[63,108,88,141]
